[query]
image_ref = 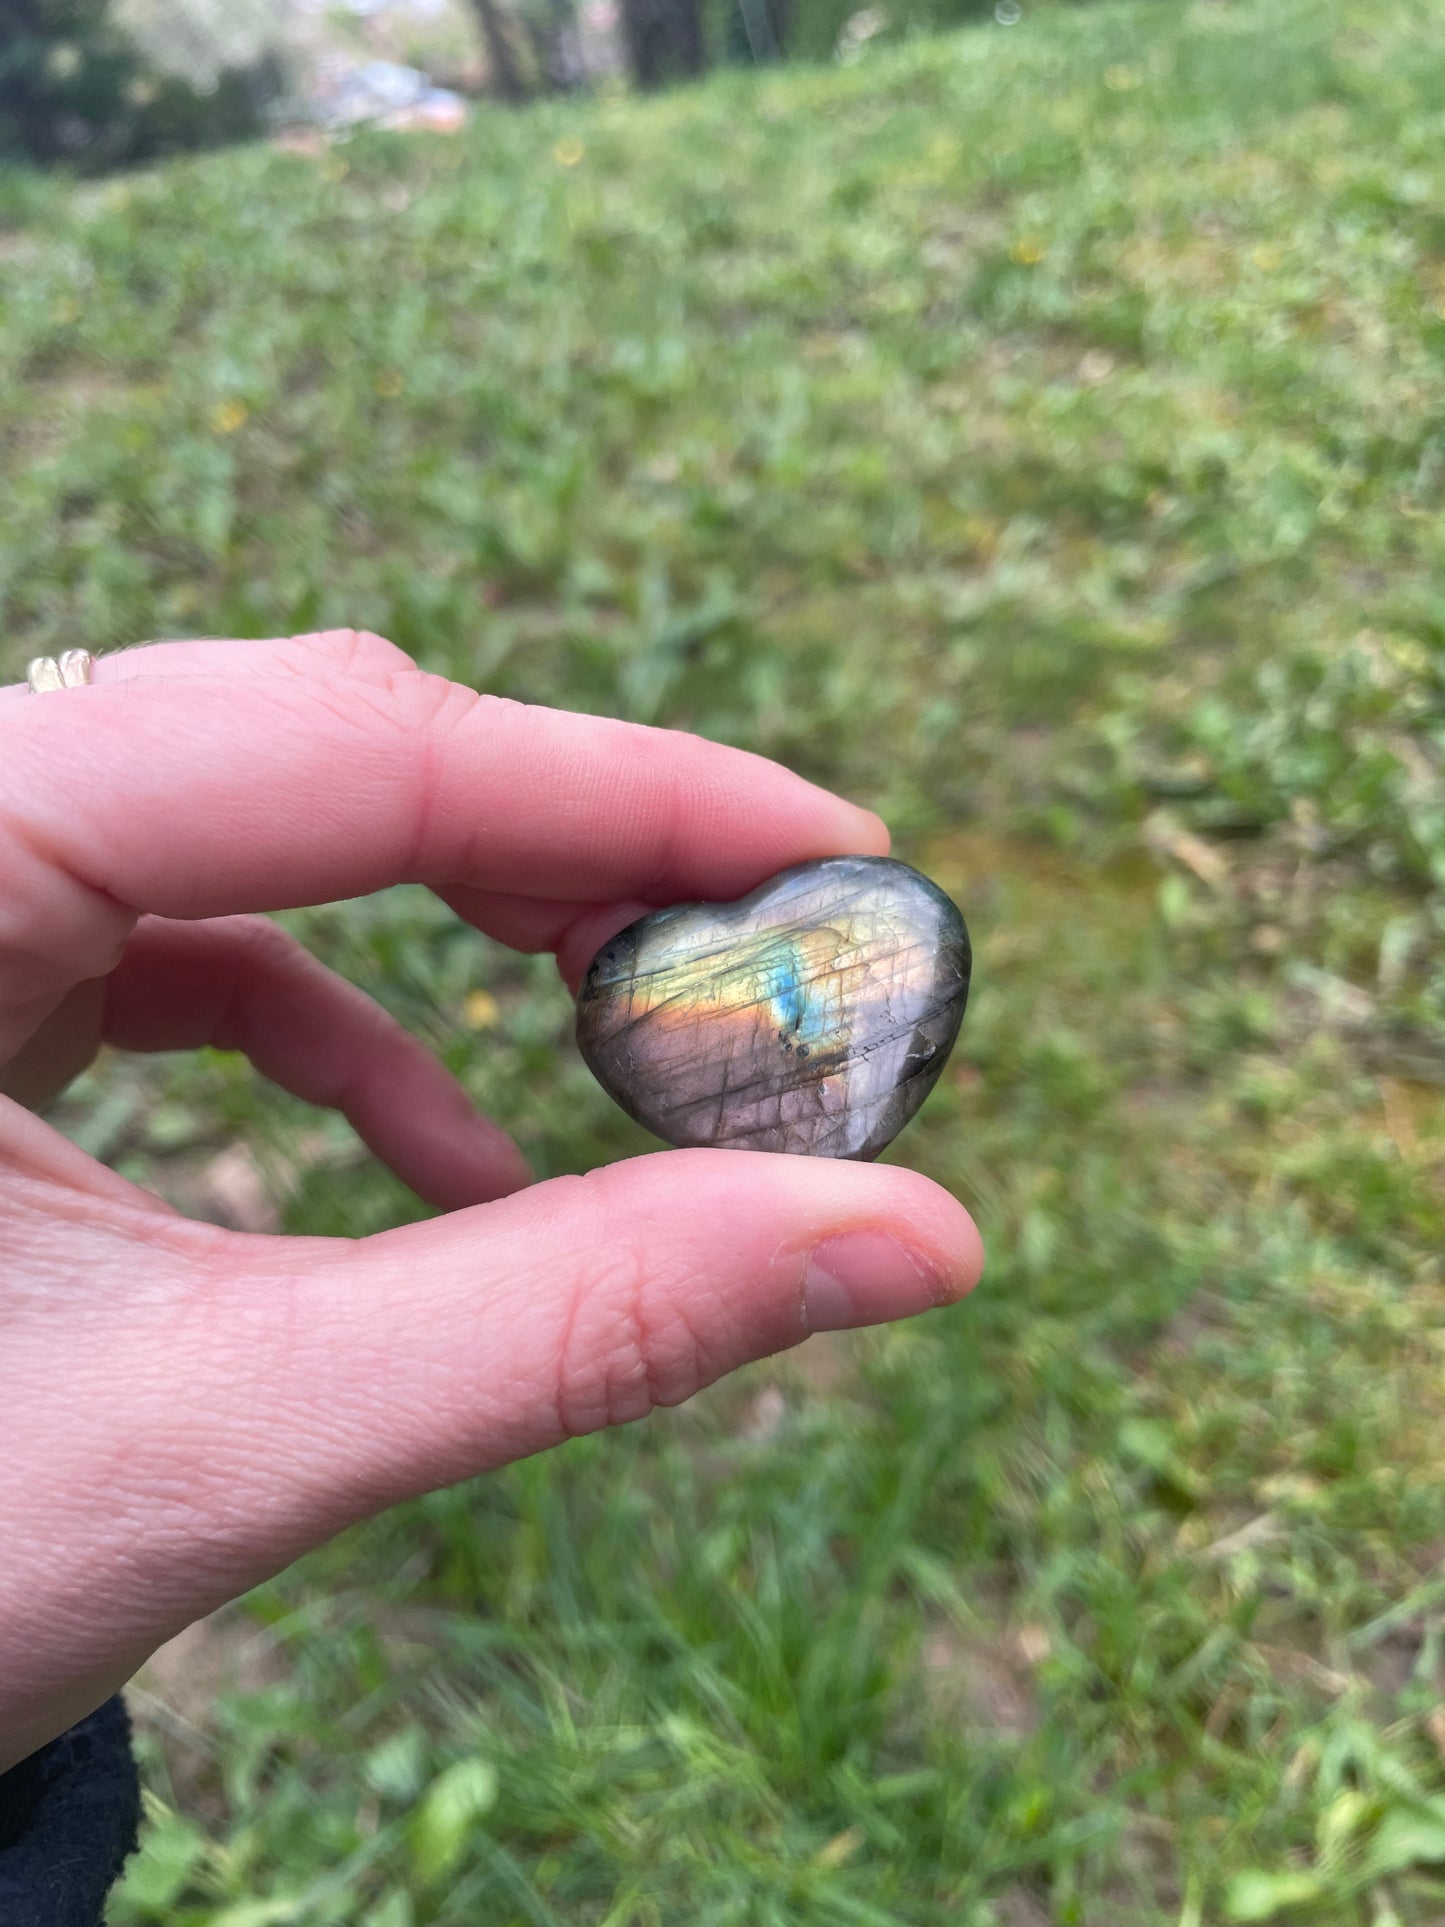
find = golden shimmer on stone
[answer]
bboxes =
[575,856,971,1159]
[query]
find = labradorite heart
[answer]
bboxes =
[575,855,970,1160]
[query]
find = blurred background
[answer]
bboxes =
[3,0,1445,1919]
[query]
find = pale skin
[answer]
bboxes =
[0,629,983,1773]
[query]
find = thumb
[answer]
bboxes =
[218,1150,983,1547]
[3,1150,980,1762]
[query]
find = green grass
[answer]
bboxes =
[5,0,1445,1917]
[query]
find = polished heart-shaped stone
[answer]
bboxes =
[575,855,970,1160]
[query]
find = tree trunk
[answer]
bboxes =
[619,0,705,89]
[520,0,585,95]
[729,0,788,62]
[466,0,529,102]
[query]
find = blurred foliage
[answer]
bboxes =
[5,0,1445,1917]
[0,0,275,172]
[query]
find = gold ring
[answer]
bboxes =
[27,650,94,693]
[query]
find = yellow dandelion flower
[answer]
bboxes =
[1012,235,1046,265]
[210,399,248,435]
[463,989,500,1029]
[554,137,585,167]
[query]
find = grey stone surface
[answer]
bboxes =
[576,856,970,1159]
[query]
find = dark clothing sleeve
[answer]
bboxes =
[0,1698,140,1927]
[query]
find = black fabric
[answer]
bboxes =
[0,1697,139,1927]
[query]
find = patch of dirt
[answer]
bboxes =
[921,825,1160,923]
[154,1143,282,1232]
[127,1608,290,1817]
[781,1328,864,1398]
[1098,1809,1184,1922]
[920,1617,1043,1741]
[697,1330,874,1441]
[992,1886,1053,1927]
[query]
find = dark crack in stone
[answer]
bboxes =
[575,855,971,1160]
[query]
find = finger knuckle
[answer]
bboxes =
[222,913,302,966]
[552,1175,710,1438]
[291,629,417,682]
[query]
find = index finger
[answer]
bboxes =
[0,631,887,1002]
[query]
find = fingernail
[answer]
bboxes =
[803,1230,953,1334]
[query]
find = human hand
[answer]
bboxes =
[0,630,982,1769]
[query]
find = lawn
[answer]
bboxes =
[4,0,1445,1917]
